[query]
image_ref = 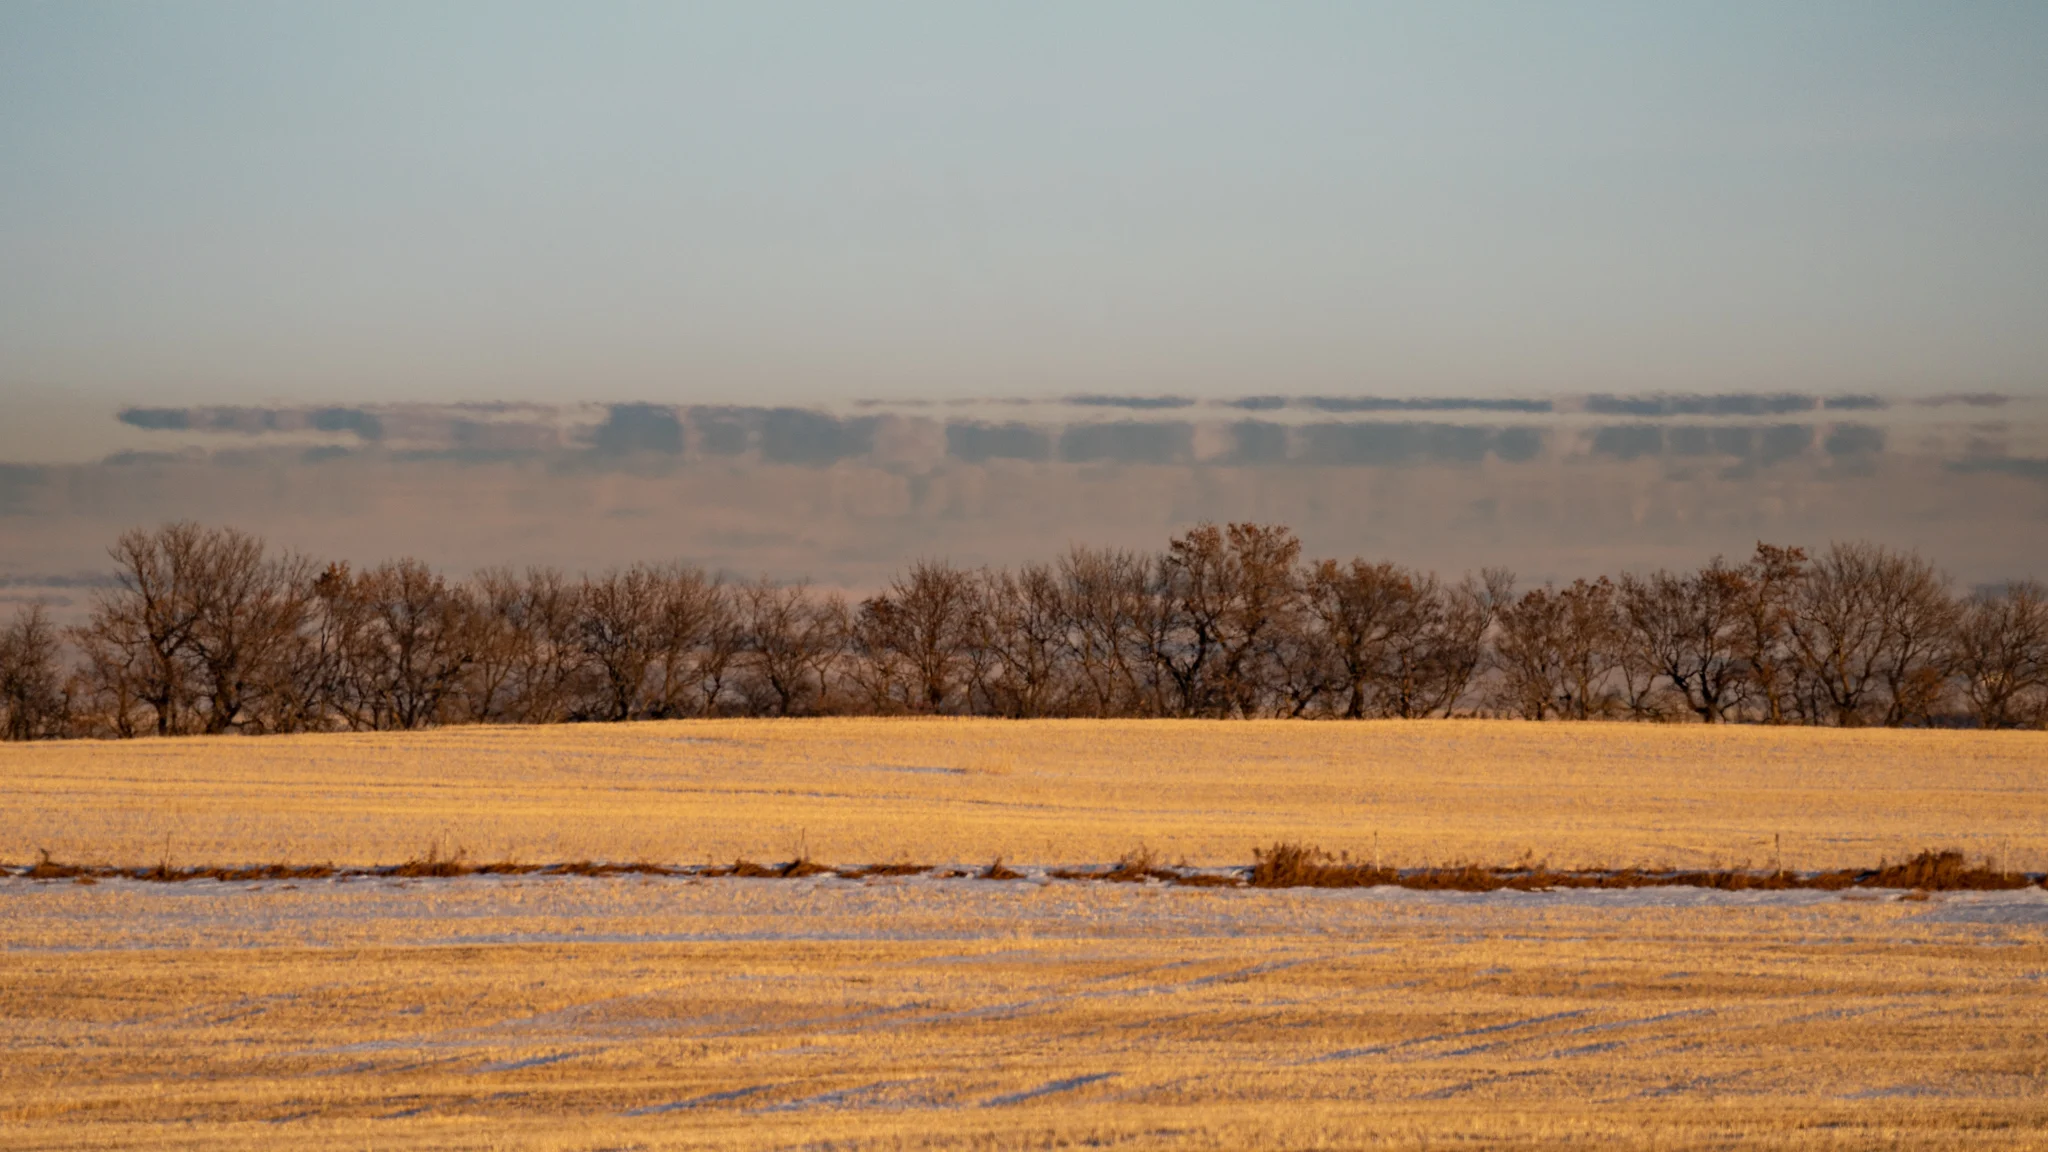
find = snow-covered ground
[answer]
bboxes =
[5,871,2045,1149]
[6,869,2045,953]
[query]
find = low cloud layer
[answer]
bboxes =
[2,394,2040,614]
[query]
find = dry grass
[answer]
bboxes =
[4,719,2047,1149]
[10,842,2042,893]
[1244,843,2044,893]
[3,873,2045,1150]
[3,718,2046,872]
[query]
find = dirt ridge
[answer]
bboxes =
[12,845,2044,893]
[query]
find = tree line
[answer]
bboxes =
[1,521,2044,740]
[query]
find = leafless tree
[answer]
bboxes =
[1734,544,1807,724]
[737,578,842,716]
[76,523,210,736]
[1414,571,1506,718]
[650,569,738,718]
[185,531,316,734]
[31,520,2019,733]
[975,563,1071,718]
[1492,582,1566,720]
[1302,557,1499,713]
[1303,559,1390,718]
[1493,578,1620,720]
[577,566,664,721]
[72,523,313,736]
[465,567,528,724]
[0,606,69,740]
[1869,549,1959,727]
[1954,581,2048,729]
[1147,523,1302,717]
[1057,546,1151,717]
[323,559,477,730]
[507,567,587,724]
[1619,562,1748,723]
[1148,525,1232,716]
[855,560,977,714]
[1213,523,1303,717]
[1788,543,1955,727]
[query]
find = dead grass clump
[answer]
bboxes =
[711,857,830,878]
[979,858,1022,881]
[1862,849,2032,891]
[548,861,676,877]
[1249,843,1399,889]
[190,864,336,883]
[834,863,929,879]
[25,850,87,880]
[1658,868,1802,892]
[1243,841,2046,893]
[1051,845,1181,883]
[391,845,473,878]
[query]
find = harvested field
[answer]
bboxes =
[5,874,2048,1150]
[4,720,2046,1149]
[3,719,2046,871]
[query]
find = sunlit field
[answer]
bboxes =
[5,719,2047,871]
[5,720,2046,1149]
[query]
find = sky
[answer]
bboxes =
[3,4,2046,594]
[4,1,2047,409]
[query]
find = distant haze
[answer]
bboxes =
[1,392,2043,620]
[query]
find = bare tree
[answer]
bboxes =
[975,563,1071,718]
[737,579,842,716]
[71,523,315,736]
[185,530,316,734]
[1150,525,1231,716]
[324,559,477,730]
[465,567,528,724]
[578,566,664,721]
[76,523,210,736]
[34,519,2029,733]
[1735,544,1807,724]
[1148,523,1301,717]
[1492,582,1566,720]
[649,568,737,718]
[1788,544,1886,725]
[1789,543,1955,727]
[0,606,69,740]
[1058,546,1150,717]
[1869,549,1959,727]
[1954,581,2048,729]
[1411,571,1506,718]
[1302,558,1408,719]
[855,560,977,714]
[1618,562,1748,723]
[1213,523,1303,717]
[507,567,587,724]
[1493,578,1619,720]
[1299,559,1498,720]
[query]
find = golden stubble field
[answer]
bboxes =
[4,720,2046,1150]
[4,718,2046,871]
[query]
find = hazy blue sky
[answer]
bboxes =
[3,1,2045,405]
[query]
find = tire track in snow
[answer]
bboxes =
[983,1072,1118,1106]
